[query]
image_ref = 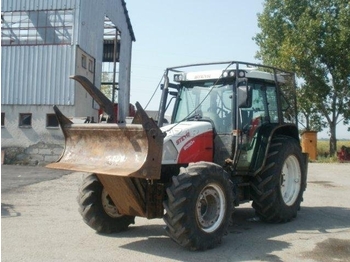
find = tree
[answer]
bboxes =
[254,0,350,156]
[101,71,114,102]
[297,84,326,132]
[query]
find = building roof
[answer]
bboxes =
[121,0,136,41]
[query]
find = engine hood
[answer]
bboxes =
[160,121,213,164]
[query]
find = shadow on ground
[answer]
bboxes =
[97,205,350,262]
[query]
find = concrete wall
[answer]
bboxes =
[1,105,70,165]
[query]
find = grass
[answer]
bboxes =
[315,140,350,163]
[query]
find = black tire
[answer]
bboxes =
[77,173,135,233]
[251,136,307,223]
[163,162,234,251]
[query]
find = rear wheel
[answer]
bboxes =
[163,162,234,250]
[77,173,135,233]
[251,136,307,222]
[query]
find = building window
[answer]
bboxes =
[46,114,59,128]
[19,113,32,127]
[1,9,73,46]
[82,55,87,68]
[1,112,5,126]
[88,59,94,72]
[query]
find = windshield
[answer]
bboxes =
[173,81,233,133]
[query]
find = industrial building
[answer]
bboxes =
[1,0,135,165]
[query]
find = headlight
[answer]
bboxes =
[174,74,184,82]
[238,70,246,77]
[223,70,235,78]
[162,140,178,161]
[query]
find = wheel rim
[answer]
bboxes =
[195,183,226,233]
[101,189,123,218]
[280,155,301,206]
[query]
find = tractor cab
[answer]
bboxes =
[158,61,298,173]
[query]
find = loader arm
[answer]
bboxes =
[70,75,115,120]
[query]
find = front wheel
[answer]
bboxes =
[163,162,234,250]
[251,136,307,222]
[77,173,135,233]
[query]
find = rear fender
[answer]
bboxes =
[251,124,304,175]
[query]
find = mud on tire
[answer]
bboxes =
[251,136,307,223]
[77,173,135,233]
[163,162,234,251]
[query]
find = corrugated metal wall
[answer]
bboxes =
[1,0,134,109]
[1,0,78,11]
[1,45,75,105]
[1,0,78,106]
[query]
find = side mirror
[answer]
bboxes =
[238,85,252,108]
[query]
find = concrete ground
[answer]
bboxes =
[1,163,350,261]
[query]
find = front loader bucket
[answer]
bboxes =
[47,102,164,180]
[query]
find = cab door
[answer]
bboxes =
[236,81,279,170]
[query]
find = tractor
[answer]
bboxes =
[47,61,308,250]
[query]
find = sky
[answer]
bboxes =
[125,0,349,139]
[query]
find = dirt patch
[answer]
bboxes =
[303,238,350,262]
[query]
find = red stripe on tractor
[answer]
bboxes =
[177,131,213,164]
